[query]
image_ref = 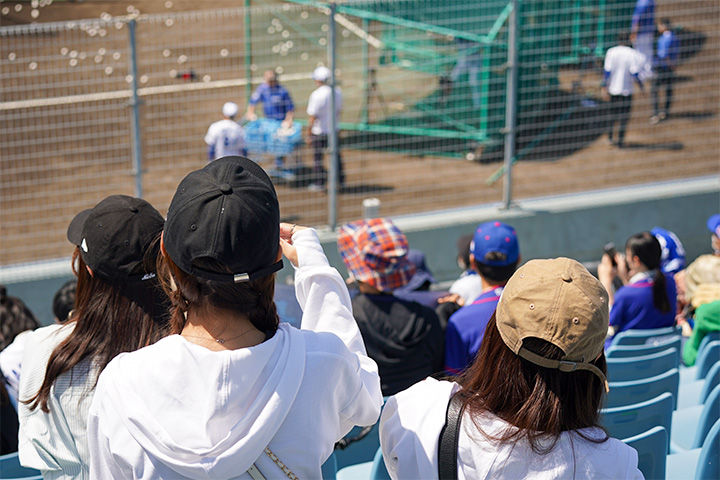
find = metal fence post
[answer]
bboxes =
[127,19,143,198]
[244,0,253,106]
[328,2,338,230]
[502,0,518,209]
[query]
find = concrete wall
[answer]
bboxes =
[302,175,720,285]
[2,175,718,326]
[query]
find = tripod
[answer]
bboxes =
[359,67,389,123]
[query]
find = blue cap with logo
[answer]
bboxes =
[708,214,720,237]
[471,221,519,267]
[651,227,686,275]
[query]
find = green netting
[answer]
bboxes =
[285,0,634,158]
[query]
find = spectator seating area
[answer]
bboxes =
[324,325,720,480]
[601,327,720,480]
[2,286,718,479]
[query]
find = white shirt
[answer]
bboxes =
[307,84,342,135]
[18,322,96,480]
[380,378,643,480]
[204,119,245,159]
[449,273,484,304]
[604,45,646,96]
[87,229,382,479]
[0,329,33,411]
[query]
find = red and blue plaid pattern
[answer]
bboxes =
[337,218,416,292]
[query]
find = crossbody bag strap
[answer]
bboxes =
[437,392,465,480]
[247,447,301,480]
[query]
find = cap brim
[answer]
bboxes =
[395,270,435,293]
[67,208,92,245]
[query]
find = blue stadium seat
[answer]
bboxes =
[677,361,720,410]
[334,397,388,472]
[666,417,720,480]
[610,326,681,347]
[671,384,720,452]
[606,368,679,409]
[334,423,381,472]
[0,452,41,479]
[607,336,682,359]
[606,348,679,382]
[622,426,667,480]
[601,392,673,453]
[695,331,720,361]
[680,341,720,384]
[336,447,390,480]
[321,452,338,480]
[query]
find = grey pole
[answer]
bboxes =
[328,2,338,229]
[502,0,518,209]
[244,0,252,106]
[128,19,143,198]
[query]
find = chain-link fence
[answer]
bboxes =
[1,0,718,269]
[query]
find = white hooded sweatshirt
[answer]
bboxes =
[87,229,383,479]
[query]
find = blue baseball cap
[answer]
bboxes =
[651,227,686,275]
[471,221,519,267]
[708,214,720,237]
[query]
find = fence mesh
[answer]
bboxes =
[1,0,718,269]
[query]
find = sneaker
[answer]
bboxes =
[307,183,325,192]
[649,114,662,125]
[268,169,296,181]
[278,169,296,181]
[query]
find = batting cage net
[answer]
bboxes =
[1,0,718,271]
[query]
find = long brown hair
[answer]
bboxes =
[458,313,608,454]
[157,251,279,336]
[26,245,170,413]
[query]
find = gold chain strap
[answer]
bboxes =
[264,446,300,480]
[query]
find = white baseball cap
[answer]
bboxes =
[222,102,239,118]
[312,66,331,82]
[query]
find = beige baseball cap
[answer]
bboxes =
[495,257,609,391]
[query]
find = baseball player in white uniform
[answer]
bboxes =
[602,33,645,148]
[306,66,343,191]
[204,102,246,162]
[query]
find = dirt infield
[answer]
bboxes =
[1,0,718,266]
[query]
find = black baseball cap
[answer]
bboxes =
[67,195,164,284]
[163,156,282,283]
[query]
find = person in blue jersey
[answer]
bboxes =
[650,18,680,125]
[630,0,655,78]
[444,221,520,375]
[245,70,295,174]
[245,70,295,126]
[598,231,677,346]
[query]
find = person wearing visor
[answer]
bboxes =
[87,156,382,479]
[380,258,642,479]
[18,195,169,479]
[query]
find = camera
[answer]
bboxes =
[603,242,617,266]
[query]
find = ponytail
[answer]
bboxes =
[652,270,671,313]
